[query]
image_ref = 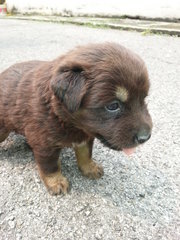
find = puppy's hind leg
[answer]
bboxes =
[0,122,9,143]
[33,148,69,195]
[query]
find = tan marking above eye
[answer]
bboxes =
[116,86,129,102]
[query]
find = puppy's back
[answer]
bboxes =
[0,61,44,129]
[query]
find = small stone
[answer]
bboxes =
[16,233,22,240]
[7,216,15,221]
[76,205,85,212]
[85,210,91,216]
[8,220,15,229]
[139,193,145,198]
[95,228,103,239]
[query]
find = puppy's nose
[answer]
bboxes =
[134,129,151,144]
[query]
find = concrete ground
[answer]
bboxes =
[0,19,179,240]
[5,15,180,37]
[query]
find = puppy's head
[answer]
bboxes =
[51,43,152,154]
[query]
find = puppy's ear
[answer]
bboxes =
[51,63,87,112]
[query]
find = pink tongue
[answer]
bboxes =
[122,147,136,156]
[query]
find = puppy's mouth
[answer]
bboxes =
[96,134,137,155]
[96,134,119,151]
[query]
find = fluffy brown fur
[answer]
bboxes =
[0,43,152,194]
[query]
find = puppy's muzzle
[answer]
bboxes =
[134,128,151,144]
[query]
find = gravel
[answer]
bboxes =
[0,18,180,240]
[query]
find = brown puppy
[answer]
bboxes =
[0,43,152,195]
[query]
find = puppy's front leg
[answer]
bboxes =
[73,139,104,179]
[34,149,69,195]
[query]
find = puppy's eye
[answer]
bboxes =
[105,101,122,112]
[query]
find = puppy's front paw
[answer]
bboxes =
[80,161,104,179]
[41,172,69,195]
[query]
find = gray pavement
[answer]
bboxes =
[0,19,180,240]
[6,15,180,37]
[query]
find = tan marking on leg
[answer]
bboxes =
[72,141,87,148]
[116,86,129,102]
[73,142,104,179]
[42,172,69,195]
[79,161,104,179]
[38,159,69,195]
